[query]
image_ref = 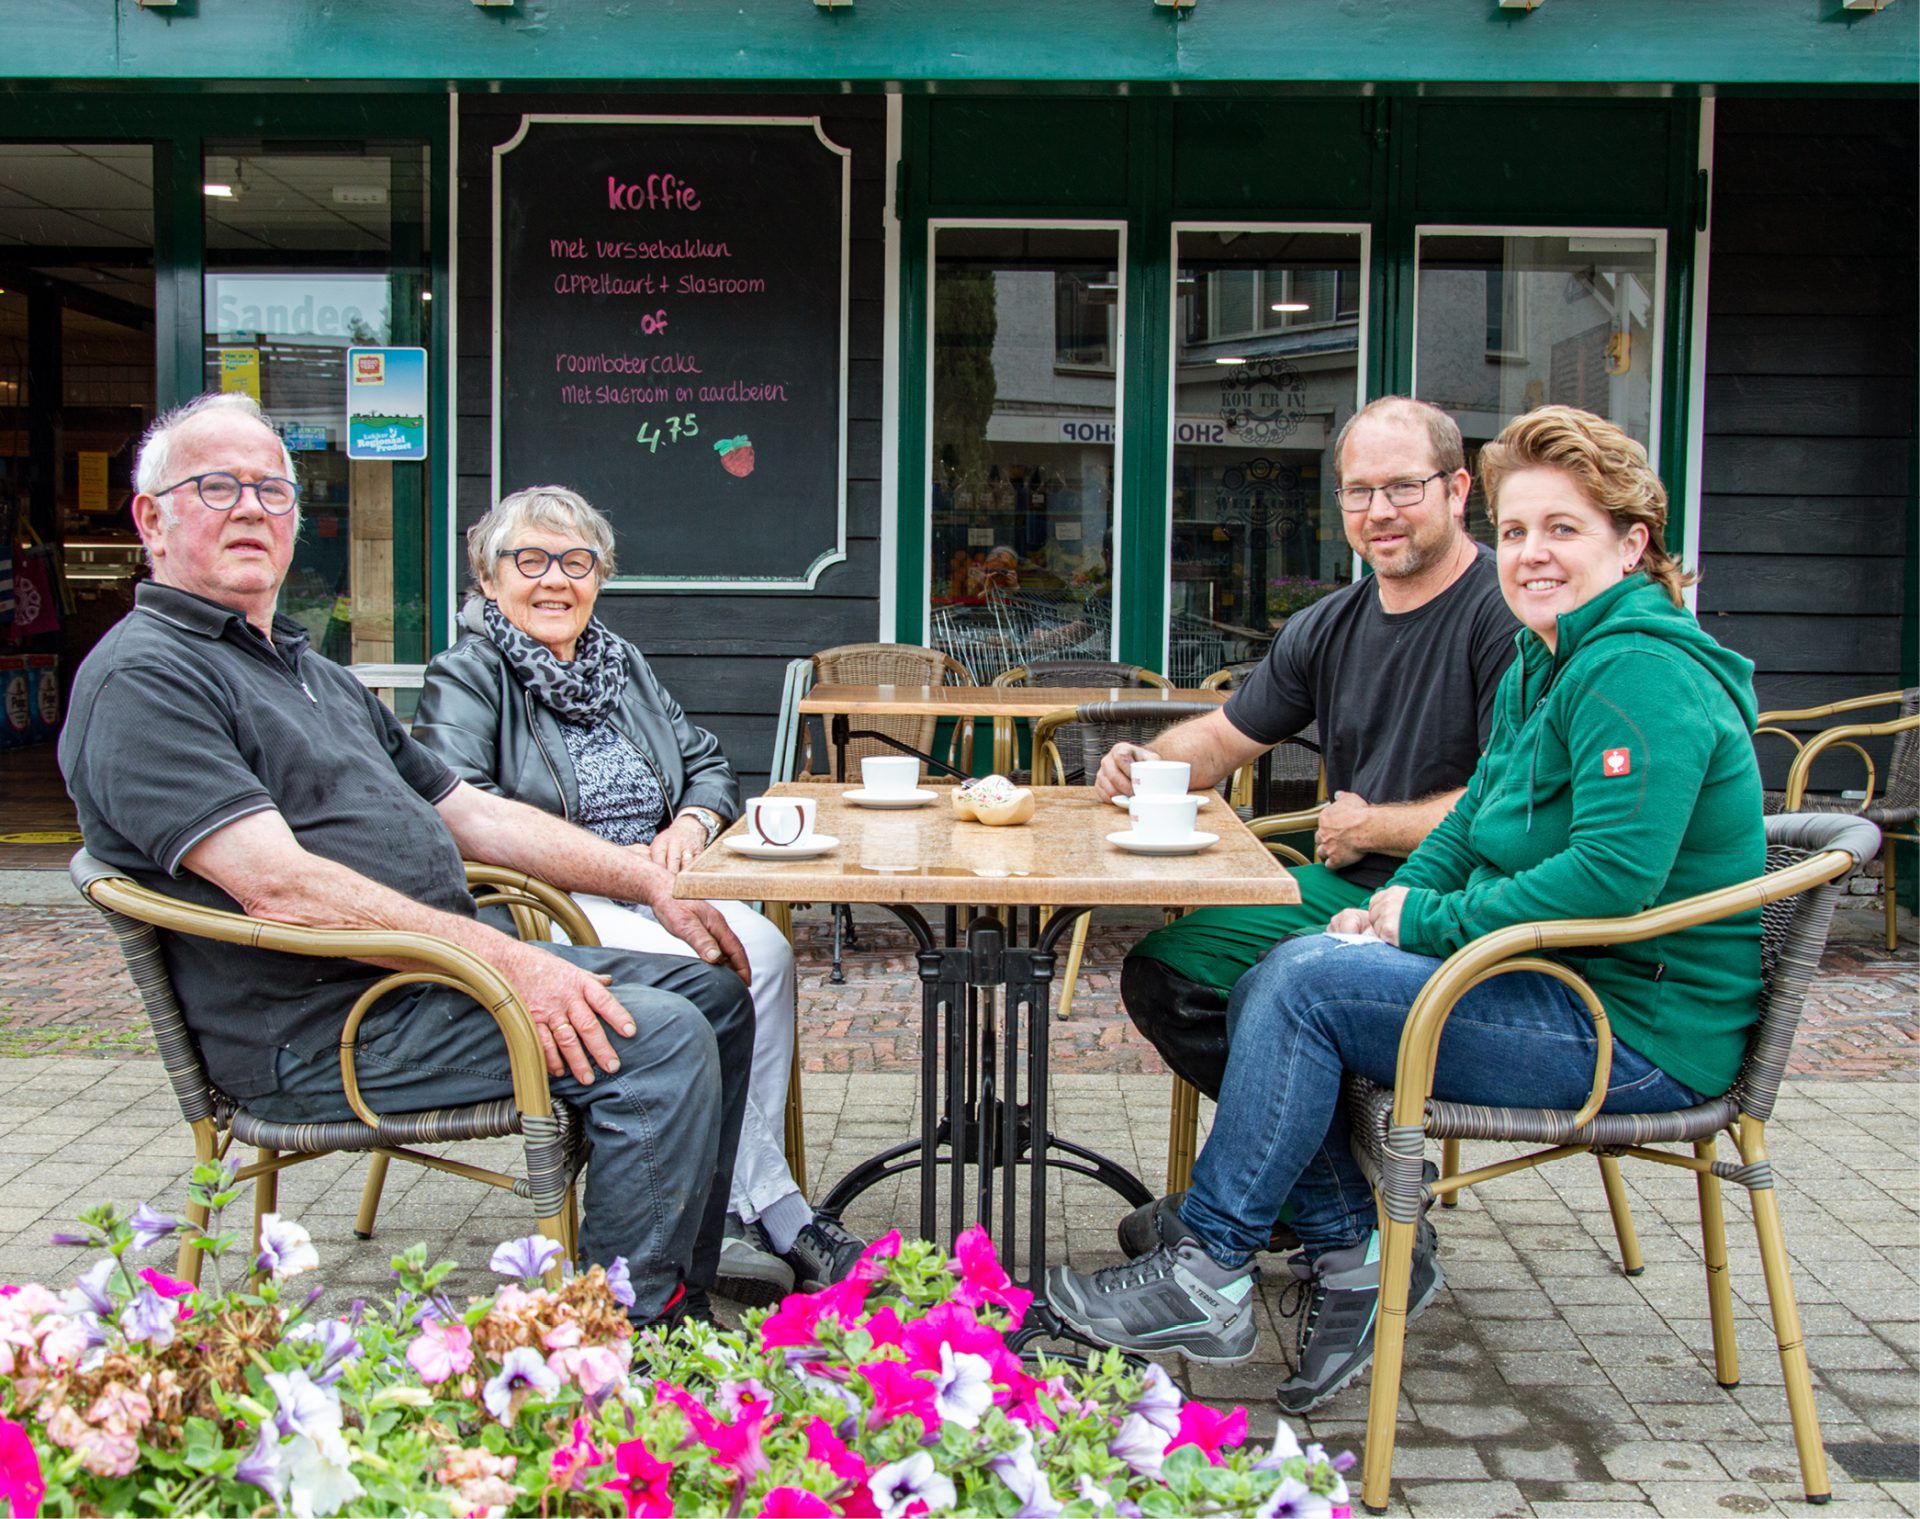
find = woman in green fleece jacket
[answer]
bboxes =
[1047,405,1766,1405]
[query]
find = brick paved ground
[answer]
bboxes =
[6,900,1912,1078]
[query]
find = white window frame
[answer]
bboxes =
[1163,221,1371,677]
[1411,224,1669,473]
[924,218,1129,659]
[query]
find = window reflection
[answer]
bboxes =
[928,227,1121,682]
[1416,231,1662,544]
[1168,230,1365,684]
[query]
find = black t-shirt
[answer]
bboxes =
[1223,546,1520,890]
[60,582,468,1100]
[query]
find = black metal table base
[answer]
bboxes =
[816,904,1153,1355]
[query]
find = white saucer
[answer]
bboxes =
[1107,828,1219,856]
[723,833,840,860]
[1113,792,1213,810]
[843,788,938,809]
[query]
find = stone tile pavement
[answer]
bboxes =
[0,890,1914,1514]
[0,1063,1912,1516]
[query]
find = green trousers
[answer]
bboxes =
[1129,859,1374,995]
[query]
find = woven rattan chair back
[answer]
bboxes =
[1002,664,1175,784]
[1030,698,1219,787]
[800,642,968,777]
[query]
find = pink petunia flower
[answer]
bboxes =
[406,1317,475,1384]
[0,1415,44,1519]
[949,1225,1034,1320]
[761,1487,835,1517]
[703,1394,779,1483]
[136,1267,196,1322]
[847,1229,902,1285]
[604,1438,674,1519]
[550,1416,604,1493]
[856,1360,939,1434]
[1168,1402,1248,1463]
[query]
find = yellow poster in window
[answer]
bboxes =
[77,451,110,513]
[218,347,261,402]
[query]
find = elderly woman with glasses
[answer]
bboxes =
[414,485,866,1307]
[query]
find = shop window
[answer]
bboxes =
[928,225,1122,681]
[1166,227,1367,684]
[202,141,432,665]
[1416,230,1663,543]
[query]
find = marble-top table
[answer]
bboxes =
[675,784,1297,1348]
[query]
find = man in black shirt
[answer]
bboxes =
[61,391,754,1325]
[1105,397,1519,1106]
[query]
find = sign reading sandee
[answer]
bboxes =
[346,347,428,461]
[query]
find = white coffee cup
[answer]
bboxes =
[746,795,817,848]
[861,755,922,797]
[1130,759,1191,800]
[1130,793,1201,844]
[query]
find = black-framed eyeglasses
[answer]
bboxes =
[153,471,299,516]
[1334,471,1446,514]
[501,545,600,580]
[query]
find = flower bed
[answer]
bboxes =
[0,1162,1352,1517]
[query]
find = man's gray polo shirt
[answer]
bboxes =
[60,581,473,1101]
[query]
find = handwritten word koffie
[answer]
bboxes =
[607,174,702,211]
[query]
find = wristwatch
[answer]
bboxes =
[679,806,725,847]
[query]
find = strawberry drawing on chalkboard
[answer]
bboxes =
[715,435,755,478]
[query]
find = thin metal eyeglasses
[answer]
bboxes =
[501,546,601,580]
[1334,471,1446,514]
[153,471,299,515]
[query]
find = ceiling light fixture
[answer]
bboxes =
[1270,301,1310,313]
[1214,356,1246,366]
[422,291,433,301]
[203,183,235,198]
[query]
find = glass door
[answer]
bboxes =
[924,224,1125,682]
[1414,229,1664,544]
[202,139,432,664]
[1166,227,1368,682]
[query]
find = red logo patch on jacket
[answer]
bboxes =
[1602,747,1632,777]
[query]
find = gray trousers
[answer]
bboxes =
[254,943,754,1321]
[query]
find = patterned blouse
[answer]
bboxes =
[560,719,669,851]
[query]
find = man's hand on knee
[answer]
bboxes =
[498,942,639,1084]
[649,896,753,985]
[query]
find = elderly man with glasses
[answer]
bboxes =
[59,390,754,1330]
[1089,398,1520,1360]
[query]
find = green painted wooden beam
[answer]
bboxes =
[16,0,1915,86]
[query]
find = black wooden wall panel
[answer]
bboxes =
[456,93,889,796]
[1697,98,1916,794]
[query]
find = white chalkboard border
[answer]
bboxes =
[492,114,852,592]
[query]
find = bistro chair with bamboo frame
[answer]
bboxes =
[70,852,600,1288]
[1757,688,1918,952]
[1338,812,1879,1514]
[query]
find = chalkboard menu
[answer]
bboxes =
[494,116,850,589]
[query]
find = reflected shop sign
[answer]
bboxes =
[986,411,1328,450]
[205,273,392,344]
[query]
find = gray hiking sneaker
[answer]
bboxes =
[716,1215,794,1307]
[1272,1222,1443,1415]
[1118,1191,1300,1261]
[782,1214,867,1290]
[1047,1224,1259,1365]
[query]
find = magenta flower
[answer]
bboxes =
[550,1416,605,1493]
[804,1414,868,1489]
[1168,1402,1247,1463]
[703,1394,778,1483]
[848,1229,902,1284]
[405,1317,474,1384]
[858,1306,907,1350]
[136,1267,195,1322]
[761,1487,836,1517]
[949,1225,1033,1319]
[604,1438,675,1519]
[855,1360,939,1434]
[902,1301,1023,1387]
[0,1415,45,1519]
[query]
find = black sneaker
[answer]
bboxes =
[717,1215,796,1307]
[1117,1191,1299,1260]
[782,1214,867,1290]
[1272,1223,1443,1416]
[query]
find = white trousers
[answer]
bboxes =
[573,893,801,1222]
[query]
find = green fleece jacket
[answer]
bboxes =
[1391,574,1764,1098]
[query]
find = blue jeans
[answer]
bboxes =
[1180,935,1700,1267]
[254,943,754,1321]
